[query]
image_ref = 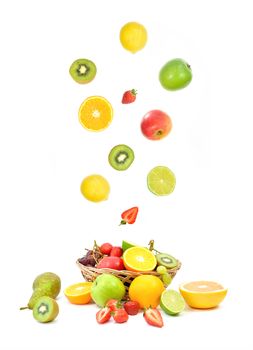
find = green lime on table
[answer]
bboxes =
[160,289,185,315]
[147,166,176,196]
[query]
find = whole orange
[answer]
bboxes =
[129,275,165,309]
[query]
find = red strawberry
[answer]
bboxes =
[96,307,111,324]
[120,206,138,225]
[123,300,140,315]
[122,89,137,104]
[113,308,129,323]
[143,308,164,328]
[110,246,123,257]
[106,299,122,312]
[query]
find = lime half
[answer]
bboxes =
[160,289,185,315]
[147,166,176,196]
[122,240,137,252]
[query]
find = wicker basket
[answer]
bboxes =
[76,260,181,295]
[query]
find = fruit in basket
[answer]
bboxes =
[113,308,129,323]
[179,281,228,309]
[96,256,124,270]
[123,246,157,272]
[120,22,147,53]
[159,58,192,91]
[120,207,139,225]
[20,272,61,310]
[91,274,125,307]
[122,240,137,252]
[33,296,59,323]
[162,273,172,287]
[156,253,178,269]
[160,289,185,315]
[80,174,110,202]
[129,275,165,308]
[123,300,140,315]
[69,58,97,84]
[78,250,97,267]
[143,308,164,328]
[108,144,135,171]
[156,265,167,274]
[64,282,92,305]
[141,110,172,141]
[147,166,176,196]
[110,246,123,257]
[100,243,113,255]
[96,307,111,324]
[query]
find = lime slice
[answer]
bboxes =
[160,289,185,315]
[147,166,176,196]
[122,240,137,252]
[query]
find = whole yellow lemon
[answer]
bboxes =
[80,174,110,202]
[120,22,148,53]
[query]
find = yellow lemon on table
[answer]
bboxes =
[80,174,110,202]
[64,282,93,305]
[129,275,165,309]
[179,281,228,309]
[120,22,148,53]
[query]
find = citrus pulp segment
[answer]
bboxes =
[160,289,185,315]
[64,282,93,305]
[123,246,157,272]
[78,96,113,131]
[147,166,176,196]
[179,281,228,309]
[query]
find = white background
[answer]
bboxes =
[0,0,252,349]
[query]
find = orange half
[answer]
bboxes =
[64,282,93,305]
[179,281,228,309]
[78,96,113,131]
[123,247,157,272]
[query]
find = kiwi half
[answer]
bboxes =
[108,144,135,171]
[156,253,178,269]
[69,58,97,84]
[33,296,59,323]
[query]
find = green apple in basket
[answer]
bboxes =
[91,273,126,307]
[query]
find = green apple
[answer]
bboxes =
[91,273,125,307]
[159,58,192,91]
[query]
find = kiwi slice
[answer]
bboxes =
[156,253,178,269]
[69,58,97,84]
[33,296,59,323]
[108,144,134,171]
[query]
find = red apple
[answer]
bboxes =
[141,110,172,140]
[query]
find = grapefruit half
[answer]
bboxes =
[179,281,228,309]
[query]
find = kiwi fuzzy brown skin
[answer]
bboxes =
[69,58,97,84]
[108,144,135,171]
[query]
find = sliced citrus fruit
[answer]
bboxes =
[160,289,185,315]
[78,96,113,131]
[80,174,110,202]
[147,165,176,196]
[123,246,157,272]
[179,281,228,309]
[64,282,93,305]
[129,275,165,308]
